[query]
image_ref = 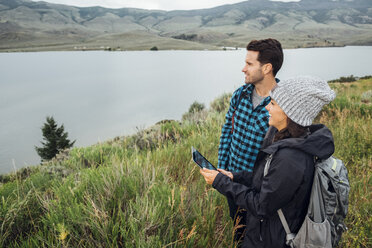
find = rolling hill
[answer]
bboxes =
[0,0,371,51]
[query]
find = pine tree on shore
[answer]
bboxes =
[35,116,75,161]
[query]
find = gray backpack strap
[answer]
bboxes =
[264,154,296,248]
[278,209,296,248]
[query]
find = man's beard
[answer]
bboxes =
[245,73,264,85]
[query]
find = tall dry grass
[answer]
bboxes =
[0,79,370,247]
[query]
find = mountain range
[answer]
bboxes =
[0,0,371,51]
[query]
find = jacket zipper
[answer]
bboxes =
[259,219,264,241]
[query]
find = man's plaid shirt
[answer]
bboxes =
[218,84,271,172]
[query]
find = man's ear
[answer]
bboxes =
[262,63,273,75]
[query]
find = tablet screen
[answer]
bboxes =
[192,147,217,170]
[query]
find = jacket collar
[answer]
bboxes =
[261,124,335,160]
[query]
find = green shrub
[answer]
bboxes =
[210,92,232,113]
[188,101,205,113]
[361,90,372,103]
[182,101,207,122]
[360,75,372,80]
[328,75,357,83]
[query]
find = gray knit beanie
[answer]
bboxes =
[270,76,336,126]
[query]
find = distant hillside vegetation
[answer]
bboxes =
[0,0,371,51]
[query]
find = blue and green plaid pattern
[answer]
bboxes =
[218,84,270,172]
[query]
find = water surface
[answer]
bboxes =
[0,46,371,174]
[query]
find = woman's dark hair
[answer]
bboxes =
[246,38,283,76]
[274,118,308,142]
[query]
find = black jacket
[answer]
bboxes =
[212,124,335,248]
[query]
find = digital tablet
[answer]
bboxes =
[191,147,217,170]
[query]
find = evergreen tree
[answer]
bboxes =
[35,116,75,161]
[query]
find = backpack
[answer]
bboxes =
[264,155,350,248]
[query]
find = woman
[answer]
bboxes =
[200,76,336,248]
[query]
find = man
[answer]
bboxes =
[217,38,283,244]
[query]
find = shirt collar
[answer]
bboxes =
[242,77,280,93]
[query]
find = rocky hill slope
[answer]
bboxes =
[0,0,371,51]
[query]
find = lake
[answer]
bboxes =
[0,46,371,174]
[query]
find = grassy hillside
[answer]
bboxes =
[0,78,371,247]
[1,0,372,51]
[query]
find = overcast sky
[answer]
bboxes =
[31,0,301,11]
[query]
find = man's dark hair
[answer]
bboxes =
[246,38,283,76]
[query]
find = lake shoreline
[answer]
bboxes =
[1,46,371,174]
[1,75,370,178]
[0,43,349,53]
